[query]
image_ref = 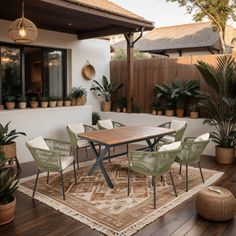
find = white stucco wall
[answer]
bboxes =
[0,19,110,111]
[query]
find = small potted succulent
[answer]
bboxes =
[5,96,15,110]
[40,97,48,108]
[56,97,63,107]
[18,96,26,109]
[151,102,157,115]
[48,96,57,108]
[30,97,39,109]
[164,102,175,117]
[189,103,199,119]
[0,153,19,225]
[64,96,71,107]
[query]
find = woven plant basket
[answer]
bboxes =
[215,146,235,164]
[195,186,236,221]
[0,142,16,160]
[102,101,111,112]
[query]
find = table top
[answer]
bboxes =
[78,126,175,145]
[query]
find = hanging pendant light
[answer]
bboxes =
[9,0,38,43]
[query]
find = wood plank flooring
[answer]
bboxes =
[1,145,236,236]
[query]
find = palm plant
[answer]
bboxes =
[90,75,123,101]
[195,56,236,148]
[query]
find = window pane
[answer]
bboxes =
[0,46,21,101]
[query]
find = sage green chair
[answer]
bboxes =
[128,141,182,209]
[26,136,77,200]
[176,133,210,192]
[67,123,97,169]
[158,120,187,143]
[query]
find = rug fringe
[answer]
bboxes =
[18,168,223,236]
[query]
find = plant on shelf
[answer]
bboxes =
[39,96,48,108]
[132,104,141,113]
[90,75,123,112]
[48,96,57,108]
[56,97,63,107]
[0,152,20,225]
[5,96,15,110]
[64,96,71,107]
[71,86,87,105]
[189,103,200,119]
[196,55,236,164]
[18,95,26,109]
[29,97,38,109]
[171,78,201,117]
[151,101,157,115]
[120,97,127,112]
[92,112,101,126]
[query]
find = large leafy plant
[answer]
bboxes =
[0,121,26,145]
[90,76,123,101]
[196,56,236,148]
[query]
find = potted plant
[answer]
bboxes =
[196,56,236,164]
[0,121,26,163]
[56,97,63,107]
[18,95,26,109]
[151,102,157,115]
[48,96,57,108]
[120,97,127,112]
[5,96,15,110]
[64,96,71,106]
[30,97,39,109]
[189,103,200,119]
[132,104,141,113]
[92,112,101,126]
[0,153,19,225]
[171,78,201,118]
[40,97,48,108]
[71,86,87,105]
[90,75,123,112]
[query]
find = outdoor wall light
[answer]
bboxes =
[8,0,38,43]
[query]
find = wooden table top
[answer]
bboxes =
[78,126,175,145]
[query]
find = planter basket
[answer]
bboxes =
[215,146,235,164]
[0,196,16,225]
[102,101,111,112]
[0,142,16,160]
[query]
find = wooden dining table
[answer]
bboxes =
[78,125,175,188]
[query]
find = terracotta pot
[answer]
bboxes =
[190,111,199,119]
[30,101,38,109]
[56,101,63,107]
[19,102,26,109]
[0,196,16,225]
[75,97,82,105]
[122,107,127,113]
[215,146,235,164]
[49,101,56,108]
[151,110,156,115]
[41,102,48,108]
[6,102,15,110]
[71,98,76,106]
[116,108,121,112]
[64,100,71,106]
[176,108,184,117]
[165,109,175,117]
[157,110,163,116]
[102,101,111,112]
[0,142,16,160]
[0,105,3,110]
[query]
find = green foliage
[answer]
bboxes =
[132,104,141,113]
[0,121,26,145]
[18,95,26,102]
[0,168,19,204]
[195,55,236,147]
[30,96,38,102]
[39,96,48,102]
[116,97,127,108]
[5,96,15,102]
[92,112,101,125]
[90,75,123,101]
[0,152,5,166]
[48,96,57,101]
[64,96,71,101]
[167,0,236,52]
[71,86,87,98]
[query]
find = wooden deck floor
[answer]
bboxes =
[1,146,236,236]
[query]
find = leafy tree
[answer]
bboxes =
[167,0,236,53]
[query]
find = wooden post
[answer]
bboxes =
[125,32,134,113]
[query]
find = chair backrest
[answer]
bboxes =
[171,120,187,142]
[178,134,210,163]
[67,123,85,148]
[97,119,114,130]
[129,142,181,176]
[26,136,61,172]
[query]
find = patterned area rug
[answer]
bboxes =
[18,158,223,236]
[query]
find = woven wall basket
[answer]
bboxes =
[82,63,96,80]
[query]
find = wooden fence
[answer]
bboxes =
[110,53,236,113]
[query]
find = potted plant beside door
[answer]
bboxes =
[90,75,123,112]
[196,56,236,164]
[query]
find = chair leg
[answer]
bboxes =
[186,163,188,192]
[169,171,178,197]
[85,147,88,159]
[60,171,65,200]
[198,161,204,183]
[76,148,79,170]
[152,176,156,209]
[179,162,182,175]
[73,160,77,185]
[32,169,40,198]
[46,171,49,184]
[160,175,163,183]
[128,168,131,196]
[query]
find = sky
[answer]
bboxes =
[111,0,236,28]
